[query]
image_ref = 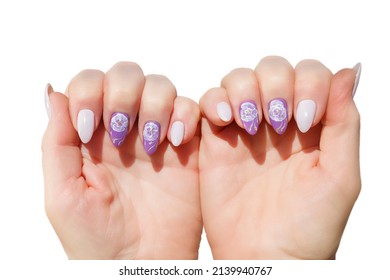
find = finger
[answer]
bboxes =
[66,69,105,144]
[103,62,145,147]
[294,59,332,133]
[319,66,361,178]
[199,87,233,131]
[138,74,177,155]
[167,96,200,147]
[221,68,262,135]
[255,56,294,134]
[42,86,84,207]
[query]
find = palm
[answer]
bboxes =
[200,119,358,259]
[48,123,202,259]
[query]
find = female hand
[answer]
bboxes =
[42,62,202,259]
[199,56,361,259]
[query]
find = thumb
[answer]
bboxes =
[42,85,84,203]
[319,64,361,182]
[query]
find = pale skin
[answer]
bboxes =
[42,62,202,259]
[199,56,361,259]
[42,57,360,259]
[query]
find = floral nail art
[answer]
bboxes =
[110,112,129,147]
[268,98,288,134]
[143,121,160,155]
[239,101,259,135]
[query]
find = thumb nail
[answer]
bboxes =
[352,63,362,97]
[44,83,53,119]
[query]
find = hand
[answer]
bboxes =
[199,56,361,259]
[42,62,202,259]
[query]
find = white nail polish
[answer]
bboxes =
[352,62,362,97]
[217,102,232,122]
[296,99,316,133]
[171,121,185,147]
[77,109,95,144]
[44,83,53,118]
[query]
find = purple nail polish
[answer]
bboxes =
[268,98,288,134]
[239,101,259,135]
[110,112,129,147]
[143,121,160,155]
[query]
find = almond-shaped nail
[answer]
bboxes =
[239,100,259,135]
[352,62,362,97]
[171,121,184,147]
[268,98,288,134]
[110,112,129,147]
[217,101,232,122]
[77,109,95,144]
[296,99,316,133]
[44,83,53,119]
[143,121,160,155]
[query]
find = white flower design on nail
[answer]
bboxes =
[240,102,258,122]
[110,113,129,133]
[269,99,286,122]
[143,122,159,142]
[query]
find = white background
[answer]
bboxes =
[0,0,389,278]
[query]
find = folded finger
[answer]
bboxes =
[221,68,262,135]
[294,59,332,133]
[66,69,105,144]
[255,56,294,135]
[138,74,177,155]
[103,62,145,147]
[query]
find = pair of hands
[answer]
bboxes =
[42,56,361,260]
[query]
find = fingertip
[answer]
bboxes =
[199,87,232,127]
[294,59,332,133]
[139,74,176,155]
[326,68,357,120]
[169,96,200,146]
[43,91,79,150]
[67,69,104,136]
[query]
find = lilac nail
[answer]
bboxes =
[268,98,288,134]
[143,121,160,155]
[110,112,129,147]
[239,101,259,135]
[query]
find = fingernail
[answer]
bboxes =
[77,109,95,144]
[296,99,316,133]
[44,83,53,118]
[143,121,160,155]
[110,112,129,147]
[170,121,184,147]
[239,100,259,135]
[268,98,288,134]
[217,102,232,122]
[352,62,362,97]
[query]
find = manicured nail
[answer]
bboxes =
[217,102,232,122]
[352,62,362,97]
[143,121,160,155]
[170,121,184,147]
[110,112,129,147]
[268,98,288,134]
[296,99,316,133]
[44,83,53,118]
[239,100,259,135]
[77,109,95,144]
